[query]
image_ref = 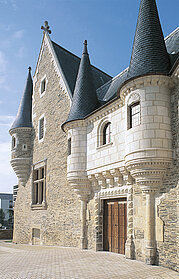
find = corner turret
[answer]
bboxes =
[66,40,99,123]
[9,67,33,186]
[63,41,99,249]
[128,0,171,79]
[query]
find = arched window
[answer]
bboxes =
[127,93,141,129]
[129,102,140,128]
[103,122,111,145]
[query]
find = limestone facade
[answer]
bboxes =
[12,35,81,247]
[10,13,179,273]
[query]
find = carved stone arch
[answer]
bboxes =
[127,92,141,107]
[127,92,141,130]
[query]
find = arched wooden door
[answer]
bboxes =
[103,198,127,254]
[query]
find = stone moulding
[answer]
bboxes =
[67,177,92,201]
[119,75,174,101]
[10,157,31,187]
[125,159,172,191]
[9,127,32,136]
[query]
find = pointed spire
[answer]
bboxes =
[66,40,99,122]
[128,0,171,79]
[10,67,33,130]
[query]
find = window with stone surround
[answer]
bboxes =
[103,122,111,145]
[97,119,112,147]
[41,78,46,94]
[127,92,141,129]
[12,136,16,149]
[40,75,48,97]
[129,102,140,128]
[39,116,45,141]
[31,160,47,209]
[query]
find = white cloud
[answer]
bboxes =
[13,29,25,39]
[16,46,26,58]
[0,51,7,73]
[0,115,15,125]
[0,0,17,10]
[0,115,15,142]
[0,115,17,193]
[0,142,17,193]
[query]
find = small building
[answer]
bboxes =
[0,193,13,228]
[13,185,18,205]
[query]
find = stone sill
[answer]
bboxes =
[96,142,113,150]
[31,203,47,210]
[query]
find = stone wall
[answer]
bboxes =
[157,81,179,271]
[13,39,81,247]
[0,229,13,240]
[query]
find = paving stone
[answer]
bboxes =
[0,241,178,279]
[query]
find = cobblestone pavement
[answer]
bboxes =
[0,241,178,279]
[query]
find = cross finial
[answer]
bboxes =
[41,21,51,34]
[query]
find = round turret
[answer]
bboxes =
[9,67,33,186]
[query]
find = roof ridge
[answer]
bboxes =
[51,40,112,78]
[165,27,179,41]
[97,67,129,92]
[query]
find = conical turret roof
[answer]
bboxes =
[128,0,171,79]
[66,40,99,122]
[10,67,33,130]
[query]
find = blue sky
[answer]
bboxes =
[0,0,178,193]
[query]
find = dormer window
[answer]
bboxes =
[103,122,111,145]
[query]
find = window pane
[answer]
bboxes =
[41,167,44,179]
[103,122,111,145]
[130,103,140,128]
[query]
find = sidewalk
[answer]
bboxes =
[0,241,178,279]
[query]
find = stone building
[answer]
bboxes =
[9,0,179,271]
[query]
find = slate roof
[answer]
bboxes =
[165,27,179,54]
[10,68,33,130]
[127,0,171,79]
[66,40,99,122]
[52,41,112,98]
[96,28,179,105]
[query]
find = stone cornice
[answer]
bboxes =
[96,185,132,199]
[119,75,173,102]
[62,119,86,132]
[9,127,32,136]
[62,73,177,132]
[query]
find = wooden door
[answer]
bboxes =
[103,199,127,254]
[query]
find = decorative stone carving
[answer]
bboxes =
[95,173,106,189]
[102,171,114,188]
[10,158,31,187]
[119,166,133,185]
[110,169,123,187]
